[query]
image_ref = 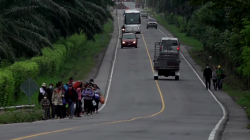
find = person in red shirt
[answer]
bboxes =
[68,77,74,85]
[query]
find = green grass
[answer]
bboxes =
[0,20,114,124]
[148,10,250,126]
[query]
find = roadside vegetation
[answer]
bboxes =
[0,0,114,124]
[146,0,250,127]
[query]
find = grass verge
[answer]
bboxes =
[0,20,114,124]
[148,10,250,128]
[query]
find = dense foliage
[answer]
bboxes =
[0,0,114,63]
[146,0,250,89]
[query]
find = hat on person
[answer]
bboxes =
[42,83,46,87]
[218,65,221,68]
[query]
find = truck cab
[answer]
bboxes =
[153,37,181,80]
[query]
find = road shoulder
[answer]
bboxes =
[94,14,119,96]
[155,23,250,140]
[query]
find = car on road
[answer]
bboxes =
[120,33,139,48]
[140,10,148,18]
[147,18,157,29]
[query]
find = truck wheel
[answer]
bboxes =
[121,46,123,49]
[135,45,137,48]
[175,76,179,80]
[155,26,158,29]
[147,26,148,29]
[154,76,158,80]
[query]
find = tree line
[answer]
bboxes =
[147,0,250,89]
[0,0,115,63]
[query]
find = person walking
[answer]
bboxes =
[65,85,78,118]
[52,83,64,119]
[212,67,218,90]
[45,83,54,119]
[40,94,50,120]
[75,87,82,117]
[82,84,94,116]
[203,64,212,90]
[93,84,101,114]
[38,83,47,103]
[216,65,224,90]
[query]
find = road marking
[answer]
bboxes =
[10,13,166,140]
[98,14,120,112]
[156,27,226,140]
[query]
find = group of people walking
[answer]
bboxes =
[203,64,225,90]
[38,78,104,120]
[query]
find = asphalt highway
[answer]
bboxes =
[0,2,225,140]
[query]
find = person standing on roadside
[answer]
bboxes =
[52,83,64,119]
[40,94,50,120]
[68,77,74,85]
[203,64,212,90]
[45,83,54,119]
[216,65,224,90]
[82,84,94,116]
[93,84,101,114]
[212,67,218,90]
[65,85,78,118]
[75,87,82,117]
[38,83,47,103]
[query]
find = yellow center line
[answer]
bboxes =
[11,34,165,140]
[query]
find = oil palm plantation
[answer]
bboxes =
[0,0,114,63]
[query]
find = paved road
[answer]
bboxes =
[0,2,225,140]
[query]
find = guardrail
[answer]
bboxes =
[0,104,36,111]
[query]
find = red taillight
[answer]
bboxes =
[177,46,180,50]
[160,46,162,50]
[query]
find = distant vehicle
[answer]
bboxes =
[153,37,181,80]
[147,18,157,29]
[123,9,141,34]
[140,10,148,18]
[119,33,139,48]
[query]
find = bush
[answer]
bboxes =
[0,69,15,106]
[0,109,43,124]
[7,61,39,99]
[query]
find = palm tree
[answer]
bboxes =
[0,0,114,62]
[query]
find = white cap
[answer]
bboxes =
[42,83,46,87]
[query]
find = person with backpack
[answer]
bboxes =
[216,65,225,90]
[212,67,218,90]
[93,84,101,114]
[82,84,94,116]
[65,85,78,118]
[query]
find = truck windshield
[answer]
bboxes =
[161,40,178,51]
[125,13,141,24]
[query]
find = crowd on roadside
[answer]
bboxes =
[203,64,226,91]
[38,78,104,120]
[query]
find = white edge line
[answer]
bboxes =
[157,28,226,140]
[98,16,120,111]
